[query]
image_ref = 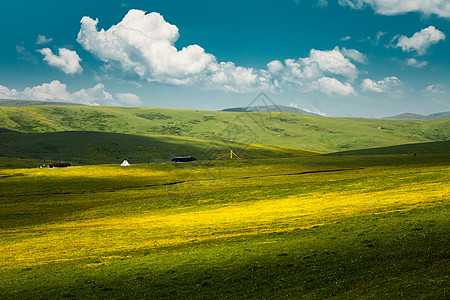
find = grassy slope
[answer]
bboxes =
[0,131,319,167]
[0,105,449,153]
[331,140,450,155]
[0,99,83,106]
[0,155,448,299]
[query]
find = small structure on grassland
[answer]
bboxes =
[216,150,242,160]
[48,162,72,168]
[120,159,131,167]
[171,156,197,163]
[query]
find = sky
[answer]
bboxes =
[1,0,449,117]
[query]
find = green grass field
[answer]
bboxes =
[0,103,448,298]
[1,154,449,299]
[1,105,449,153]
[0,131,320,168]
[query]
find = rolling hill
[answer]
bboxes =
[221,104,321,116]
[0,131,319,167]
[330,140,450,156]
[0,105,448,151]
[385,111,450,119]
[0,99,84,106]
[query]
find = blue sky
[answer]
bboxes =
[1,0,449,117]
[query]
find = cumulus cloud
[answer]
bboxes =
[340,36,351,41]
[116,93,142,106]
[340,47,368,64]
[77,10,363,96]
[302,47,358,80]
[338,0,450,18]
[77,9,270,93]
[405,58,428,68]
[0,85,19,99]
[361,76,403,93]
[267,60,284,73]
[77,10,214,80]
[36,34,53,45]
[312,77,357,96]
[395,26,445,55]
[38,48,83,74]
[0,81,141,106]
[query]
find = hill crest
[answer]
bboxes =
[221,104,321,116]
[385,111,450,119]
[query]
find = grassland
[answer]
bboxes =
[1,154,449,299]
[331,140,450,156]
[1,105,449,154]
[0,131,320,168]
[0,103,448,298]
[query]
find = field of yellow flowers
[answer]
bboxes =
[1,154,449,299]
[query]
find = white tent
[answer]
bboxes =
[120,160,130,167]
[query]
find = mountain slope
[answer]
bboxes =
[0,105,448,153]
[0,131,319,167]
[329,140,450,156]
[222,104,321,116]
[385,111,450,119]
[0,99,84,106]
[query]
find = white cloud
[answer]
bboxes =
[267,60,284,73]
[265,47,362,95]
[15,45,25,54]
[0,85,18,99]
[302,47,358,80]
[312,77,357,96]
[116,93,142,106]
[77,10,214,79]
[77,9,269,93]
[424,84,445,96]
[405,58,428,68]
[375,31,387,45]
[340,47,368,64]
[361,76,403,93]
[21,80,72,101]
[338,0,450,18]
[38,48,83,74]
[0,81,140,106]
[395,26,445,55]
[36,34,53,45]
[77,10,363,96]
[340,36,351,41]
[316,0,328,7]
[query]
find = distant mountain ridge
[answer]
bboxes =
[385,111,450,119]
[221,105,322,116]
[0,99,84,106]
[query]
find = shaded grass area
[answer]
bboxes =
[0,154,449,299]
[0,131,319,168]
[331,140,450,156]
[0,105,449,152]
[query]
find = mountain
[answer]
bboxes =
[0,99,84,106]
[221,105,322,116]
[385,111,450,119]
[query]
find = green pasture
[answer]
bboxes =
[0,131,319,168]
[0,105,448,152]
[1,154,449,299]
[331,140,450,156]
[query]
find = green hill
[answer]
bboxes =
[222,104,321,116]
[0,131,319,167]
[0,99,84,106]
[385,111,450,119]
[330,140,450,156]
[1,105,448,154]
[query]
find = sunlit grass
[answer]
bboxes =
[0,154,449,298]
